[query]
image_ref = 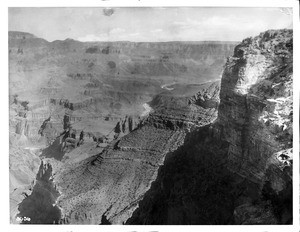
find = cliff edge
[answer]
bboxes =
[218,29,292,189]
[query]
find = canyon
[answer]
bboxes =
[9,29,292,224]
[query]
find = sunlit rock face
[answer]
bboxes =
[215,29,293,224]
[217,29,293,186]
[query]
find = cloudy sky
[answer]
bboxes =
[9,7,293,42]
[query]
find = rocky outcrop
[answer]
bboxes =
[215,29,292,224]
[147,81,220,130]
[113,115,141,139]
[217,29,293,186]
[10,102,43,146]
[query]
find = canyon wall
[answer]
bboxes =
[127,29,293,225]
[217,29,293,188]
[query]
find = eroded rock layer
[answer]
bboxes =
[217,29,293,187]
[51,81,220,224]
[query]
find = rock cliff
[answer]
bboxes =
[127,29,293,225]
[217,29,292,189]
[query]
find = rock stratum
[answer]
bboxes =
[51,80,220,224]
[9,29,292,225]
[218,29,293,187]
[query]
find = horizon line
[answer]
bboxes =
[8,30,242,43]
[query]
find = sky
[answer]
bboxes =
[8,7,293,42]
